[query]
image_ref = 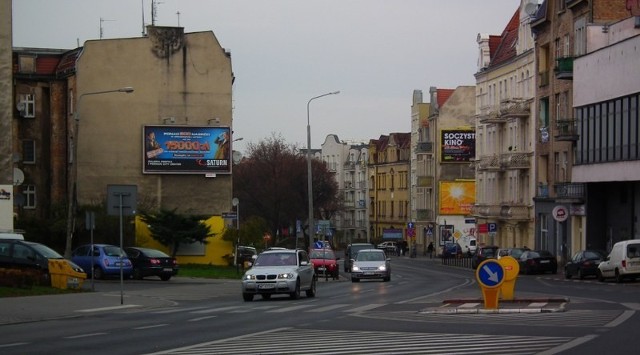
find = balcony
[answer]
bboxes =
[539,71,550,87]
[499,99,530,118]
[416,209,434,221]
[344,161,356,170]
[555,56,574,80]
[479,111,506,124]
[555,118,579,141]
[415,141,433,153]
[499,152,531,170]
[471,204,530,221]
[554,182,585,202]
[476,155,501,171]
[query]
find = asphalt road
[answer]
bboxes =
[1,254,639,354]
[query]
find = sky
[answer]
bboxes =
[12,0,521,155]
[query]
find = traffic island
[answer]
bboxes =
[418,297,569,314]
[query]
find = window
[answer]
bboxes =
[22,140,35,164]
[574,17,587,56]
[18,94,35,118]
[23,185,36,209]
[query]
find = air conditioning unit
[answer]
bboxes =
[16,101,27,117]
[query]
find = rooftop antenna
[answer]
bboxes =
[151,0,163,26]
[141,0,146,36]
[100,17,115,39]
[176,11,181,26]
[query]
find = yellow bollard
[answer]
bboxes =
[498,256,520,301]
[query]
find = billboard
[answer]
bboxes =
[441,129,475,162]
[143,125,232,174]
[439,181,475,215]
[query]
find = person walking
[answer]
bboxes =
[427,241,434,259]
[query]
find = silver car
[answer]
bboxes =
[350,249,391,282]
[241,249,316,301]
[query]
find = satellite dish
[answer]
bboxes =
[13,168,24,186]
[525,2,538,16]
[232,198,239,206]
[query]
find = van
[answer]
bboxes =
[344,242,374,272]
[0,232,25,240]
[457,236,477,255]
[597,239,640,282]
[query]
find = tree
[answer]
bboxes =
[232,134,339,248]
[221,215,270,249]
[139,208,214,257]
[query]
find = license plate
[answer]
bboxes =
[163,268,173,272]
[540,260,550,263]
[318,267,326,271]
[258,284,275,289]
[364,272,374,275]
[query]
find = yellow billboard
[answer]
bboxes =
[439,181,475,215]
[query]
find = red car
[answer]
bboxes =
[309,249,340,280]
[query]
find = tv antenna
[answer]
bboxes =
[100,17,115,39]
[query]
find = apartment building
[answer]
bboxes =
[531,0,629,260]
[321,134,369,246]
[410,90,432,253]
[473,1,536,250]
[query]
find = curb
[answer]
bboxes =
[418,297,569,314]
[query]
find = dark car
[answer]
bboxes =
[71,244,132,280]
[309,248,340,280]
[344,243,375,272]
[518,250,558,275]
[472,245,500,269]
[236,246,258,265]
[440,243,463,258]
[497,247,530,260]
[564,249,606,279]
[0,239,85,286]
[124,247,178,281]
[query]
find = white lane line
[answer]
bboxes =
[76,304,139,313]
[189,315,217,322]
[458,302,481,308]
[65,333,108,339]
[134,324,169,330]
[152,307,208,314]
[0,342,29,348]
[605,310,635,328]
[191,306,242,314]
[538,334,599,355]
[266,305,313,313]
[306,304,350,312]
[344,304,385,312]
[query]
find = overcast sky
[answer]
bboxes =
[12,0,520,155]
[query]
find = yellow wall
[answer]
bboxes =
[135,215,233,266]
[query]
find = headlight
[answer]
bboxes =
[243,274,256,280]
[352,266,360,272]
[277,273,294,279]
[378,265,387,271]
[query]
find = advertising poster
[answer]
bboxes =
[441,129,475,162]
[439,181,475,215]
[143,125,232,174]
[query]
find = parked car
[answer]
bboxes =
[344,243,375,272]
[0,239,85,286]
[564,249,606,279]
[497,247,530,260]
[518,250,558,275]
[236,246,258,265]
[350,248,390,282]
[471,245,500,269]
[309,248,340,280]
[124,247,178,281]
[71,244,132,280]
[598,239,640,282]
[241,248,316,301]
[441,242,463,258]
[376,241,397,254]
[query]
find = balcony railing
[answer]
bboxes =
[476,155,501,170]
[479,111,506,124]
[554,182,585,201]
[499,99,530,118]
[555,118,579,141]
[555,56,574,80]
[499,152,531,169]
[415,141,433,153]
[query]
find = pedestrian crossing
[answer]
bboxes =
[146,327,576,355]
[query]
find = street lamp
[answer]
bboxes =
[64,87,134,258]
[306,91,339,249]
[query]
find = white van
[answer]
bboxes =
[597,239,640,282]
[0,232,25,240]
[457,236,477,255]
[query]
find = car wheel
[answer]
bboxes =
[243,293,254,302]
[261,294,271,300]
[160,274,171,281]
[93,266,104,280]
[133,267,144,280]
[577,269,584,280]
[290,280,301,299]
[305,277,317,298]
[564,268,572,279]
[351,277,359,282]
[597,269,605,282]
[615,269,624,283]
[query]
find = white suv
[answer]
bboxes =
[241,249,316,301]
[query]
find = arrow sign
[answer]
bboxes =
[476,259,505,289]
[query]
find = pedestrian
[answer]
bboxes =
[427,242,434,259]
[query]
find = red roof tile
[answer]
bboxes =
[437,89,455,108]
[489,8,519,67]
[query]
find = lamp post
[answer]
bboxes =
[64,87,134,259]
[306,91,339,250]
[232,197,240,273]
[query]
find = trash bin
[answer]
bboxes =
[48,259,87,290]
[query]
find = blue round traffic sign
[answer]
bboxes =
[475,259,505,288]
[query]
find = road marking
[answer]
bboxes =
[622,302,640,310]
[458,302,481,308]
[605,310,635,327]
[529,302,548,308]
[65,333,108,339]
[306,304,350,312]
[266,305,313,313]
[152,307,208,314]
[0,342,29,348]
[76,305,139,313]
[188,316,217,322]
[191,306,242,314]
[344,303,385,312]
[134,324,169,330]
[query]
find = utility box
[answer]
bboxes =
[48,259,87,290]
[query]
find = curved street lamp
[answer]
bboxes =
[64,87,134,259]
[306,90,340,249]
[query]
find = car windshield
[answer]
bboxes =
[584,250,605,260]
[103,246,125,257]
[30,243,64,259]
[310,250,336,259]
[537,250,553,257]
[356,251,385,261]
[483,248,496,257]
[511,249,525,258]
[140,248,170,258]
[254,252,297,266]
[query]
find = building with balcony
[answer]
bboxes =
[321,134,369,247]
[531,0,628,260]
[410,90,432,253]
[369,133,411,246]
[473,2,536,249]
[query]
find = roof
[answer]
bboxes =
[489,8,520,68]
[437,89,455,108]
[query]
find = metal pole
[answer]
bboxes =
[306,91,339,250]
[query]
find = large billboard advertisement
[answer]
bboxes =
[439,181,475,215]
[441,129,475,162]
[143,125,231,174]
